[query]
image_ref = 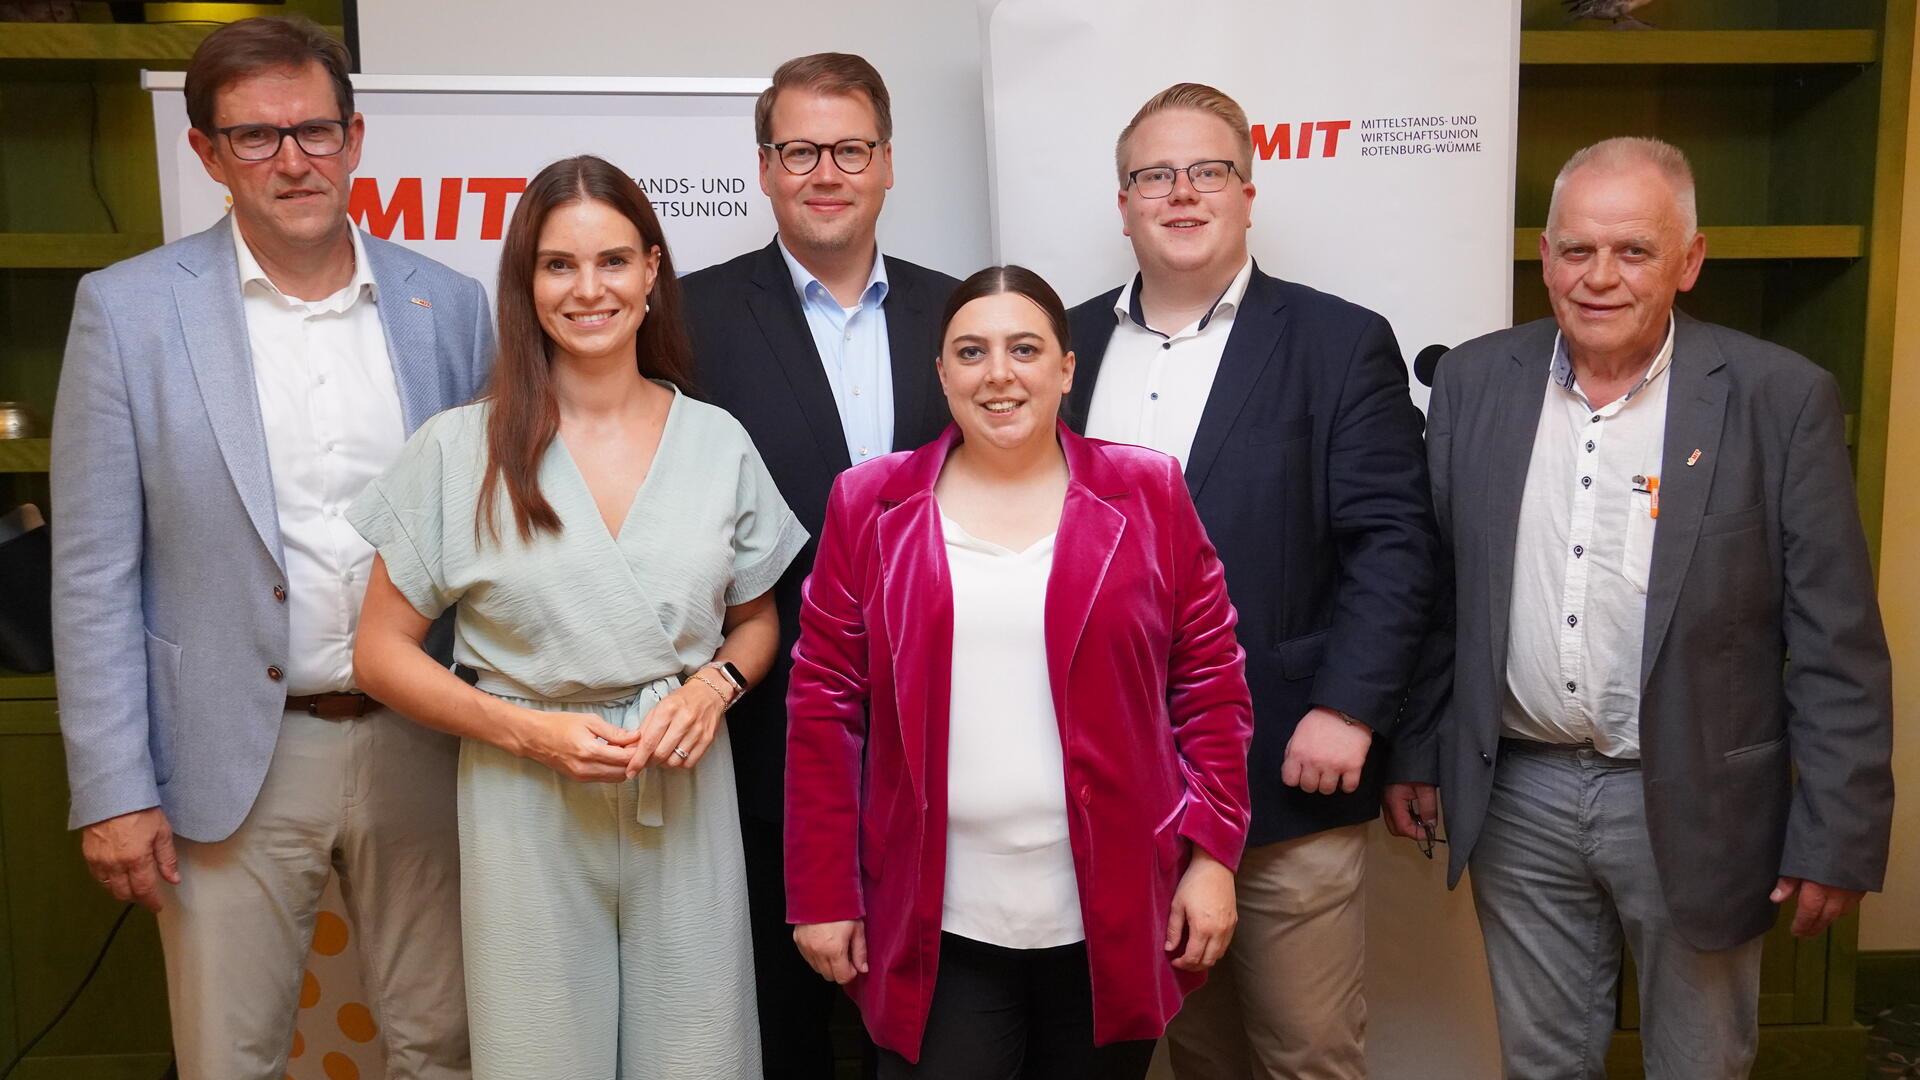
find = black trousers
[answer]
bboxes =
[879,933,1157,1080]
[741,811,872,1080]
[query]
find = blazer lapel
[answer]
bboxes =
[367,237,440,431]
[175,219,283,570]
[883,259,937,451]
[874,429,961,803]
[1063,290,1121,434]
[746,241,853,473]
[1185,269,1289,497]
[1483,333,1552,677]
[1046,427,1126,712]
[1640,317,1728,687]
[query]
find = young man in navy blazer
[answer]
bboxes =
[679,53,959,1080]
[1065,83,1437,1079]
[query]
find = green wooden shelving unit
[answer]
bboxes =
[0,5,343,1073]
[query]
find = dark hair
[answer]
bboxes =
[753,52,893,146]
[185,16,353,135]
[939,265,1073,355]
[478,155,696,543]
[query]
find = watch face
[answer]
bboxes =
[719,661,747,691]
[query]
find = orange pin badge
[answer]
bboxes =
[1647,475,1660,519]
[1687,448,1702,467]
[409,296,432,309]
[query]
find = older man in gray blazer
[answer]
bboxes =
[53,17,491,1079]
[1385,136,1893,1078]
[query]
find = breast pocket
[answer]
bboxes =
[1624,490,1657,594]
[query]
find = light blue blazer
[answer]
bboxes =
[52,215,495,841]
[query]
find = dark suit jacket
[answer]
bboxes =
[681,239,959,823]
[1067,266,1438,847]
[1391,313,1895,950]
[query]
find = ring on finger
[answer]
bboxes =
[673,747,690,760]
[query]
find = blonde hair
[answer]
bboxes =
[1548,136,1698,238]
[1114,82,1253,186]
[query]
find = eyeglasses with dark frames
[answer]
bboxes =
[1125,159,1240,199]
[1409,802,1449,861]
[214,119,349,162]
[761,138,881,176]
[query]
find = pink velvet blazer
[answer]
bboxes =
[784,422,1253,1061]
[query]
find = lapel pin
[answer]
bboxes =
[409,296,432,309]
[1687,448,1702,467]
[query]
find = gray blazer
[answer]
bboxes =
[1393,313,1894,950]
[52,216,495,842]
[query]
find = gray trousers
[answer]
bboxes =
[1469,741,1763,1080]
[156,709,469,1079]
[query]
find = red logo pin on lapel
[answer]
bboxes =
[409,296,432,309]
[1687,449,1702,467]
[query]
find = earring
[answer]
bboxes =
[644,302,651,313]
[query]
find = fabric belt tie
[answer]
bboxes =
[618,675,683,828]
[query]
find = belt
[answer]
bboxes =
[286,692,385,720]
[1498,736,1639,763]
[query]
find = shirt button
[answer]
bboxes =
[316,373,328,385]
[272,585,287,602]
[858,447,869,457]
[1581,476,1592,489]
[1150,392,1160,401]
[1567,614,1578,627]
[1573,544,1584,557]
[851,386,861,397]
[1585,440,1595,452]
[1566,681,1578,693]
[267,665,284,682]
[1161,342,1171,350]
[1590,415,1601,425]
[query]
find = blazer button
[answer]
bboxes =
[1480,751,1492,765]
[272,585,287,602]
[267,665,284,682]
[1078,785,1091,805]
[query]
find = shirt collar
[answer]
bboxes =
[776,235,890,310]
[1549,314,1676,409]
[232,217,379,313]
[1113,256,1254,339]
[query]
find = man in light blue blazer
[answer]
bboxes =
[52,18,491,1078]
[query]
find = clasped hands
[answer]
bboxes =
[509,674,726,783]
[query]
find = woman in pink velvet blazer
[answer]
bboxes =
[784,266,1254,1078]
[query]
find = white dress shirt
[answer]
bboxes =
[777,237,893,464]
[939,512,1084,949]
[234,223,405,695]
[1082,257,1254,467]
[1502,318,1675,758]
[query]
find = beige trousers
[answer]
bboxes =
[155,709,468,1080]
[1167,823,1368,1080]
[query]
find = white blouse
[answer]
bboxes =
[938,511,1084,949]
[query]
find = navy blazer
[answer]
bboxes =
[1067,265,1437,846]
[681,239,959,822]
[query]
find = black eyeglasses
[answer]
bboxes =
[1125,160,1240,199]
[1410,803,1449,861]
[761,138,880,176]
[215,119,348,162]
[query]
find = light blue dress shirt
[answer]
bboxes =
[777,237,893,464]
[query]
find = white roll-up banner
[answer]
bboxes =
[144,73,773,299]
[984,0,1522,409]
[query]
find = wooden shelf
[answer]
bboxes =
[0,232,162,269]
[0,668,54,702]
[0,21,341,62]
[1520,29,1880,66]
[0,439,48,474]
[1514,225,1866,260]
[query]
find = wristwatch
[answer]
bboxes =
[711,660,748,698]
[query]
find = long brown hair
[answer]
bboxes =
[479,155,696,542]
[939,265,1072,353]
